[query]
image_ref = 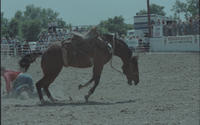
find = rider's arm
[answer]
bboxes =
[3,71,21,94]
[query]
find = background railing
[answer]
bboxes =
[0,43,51,56]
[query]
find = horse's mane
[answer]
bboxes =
[103,33,132,58]
[118,38,132,58]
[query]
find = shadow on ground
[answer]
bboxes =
[13,99,138,107]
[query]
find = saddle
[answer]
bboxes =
[61,41,94,67]
[61,27,112,67]
[70,28,112,52]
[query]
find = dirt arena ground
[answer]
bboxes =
[1,53,199,125]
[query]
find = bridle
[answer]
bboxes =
[109,34,124,75]
[108,34,139,78]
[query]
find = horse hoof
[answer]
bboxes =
[50,98,59,103]
[69,96,73,101]
[78,84,83,90]
[40,100,49,105]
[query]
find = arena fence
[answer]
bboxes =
[1,43,150,57]
[2,35,198,57]
[0,43,51,56]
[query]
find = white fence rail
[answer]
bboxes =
[1,43,50,56]
[150,35,200,52]
[1,35,199,57]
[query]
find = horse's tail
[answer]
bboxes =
[19,52,43,72]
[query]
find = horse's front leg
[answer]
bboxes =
[84,76,101,102]
[84,65,103,102]
[78,76,94,90]
[36,78,46,104]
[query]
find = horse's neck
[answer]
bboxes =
[102,34,131,64]
[114,49,130,64]
[112,41,131,64]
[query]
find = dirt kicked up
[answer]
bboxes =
[1,53,199,125]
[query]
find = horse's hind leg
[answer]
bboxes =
[36,77,47,104]
[43,74,61,103]
[36,71,62,104]
[36,46,63,104]
[43,86,55,102]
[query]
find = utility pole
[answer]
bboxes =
[147,0,151,37]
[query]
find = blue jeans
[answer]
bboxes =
[12,73,34,92]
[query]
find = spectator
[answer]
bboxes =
[177,20,182,36]
[184,19,190,35]
[163,22,168,36]
[52,20,57,33]
[63,28,67,36]
[1,37,8,44]
[48,22,52,33]
[193,16,199,35]
[166,22,172,36]
[57,29,62,41]
[23,42,30,55]
[180,22,186,35]
[52,32,57,41]
[44,32,48,42]
[188,18,193,35]
[156,19,161,25]
[171,21,177,36]
[47,33,52,42]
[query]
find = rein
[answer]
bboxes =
[109,35,139,78]
[109,35,124,75]
[61,47,69,67]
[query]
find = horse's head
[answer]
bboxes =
[122,56,139,86]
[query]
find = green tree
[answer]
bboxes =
[24,5,42,20]
[136,3,166,16]
[14,11,23,20]
[21,19,42,41]
[1,4,67,41]
[172,0,199,18]
[98,16,132,36]
[8,18,20,38]
[23,5,60,28]
[1,12,9,38]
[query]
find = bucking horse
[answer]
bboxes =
[19,27,139,104]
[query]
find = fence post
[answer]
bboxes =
[14,47,17,56]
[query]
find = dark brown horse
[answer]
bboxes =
[19,27,139,104]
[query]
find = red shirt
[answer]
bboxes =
[2,70,21,93]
